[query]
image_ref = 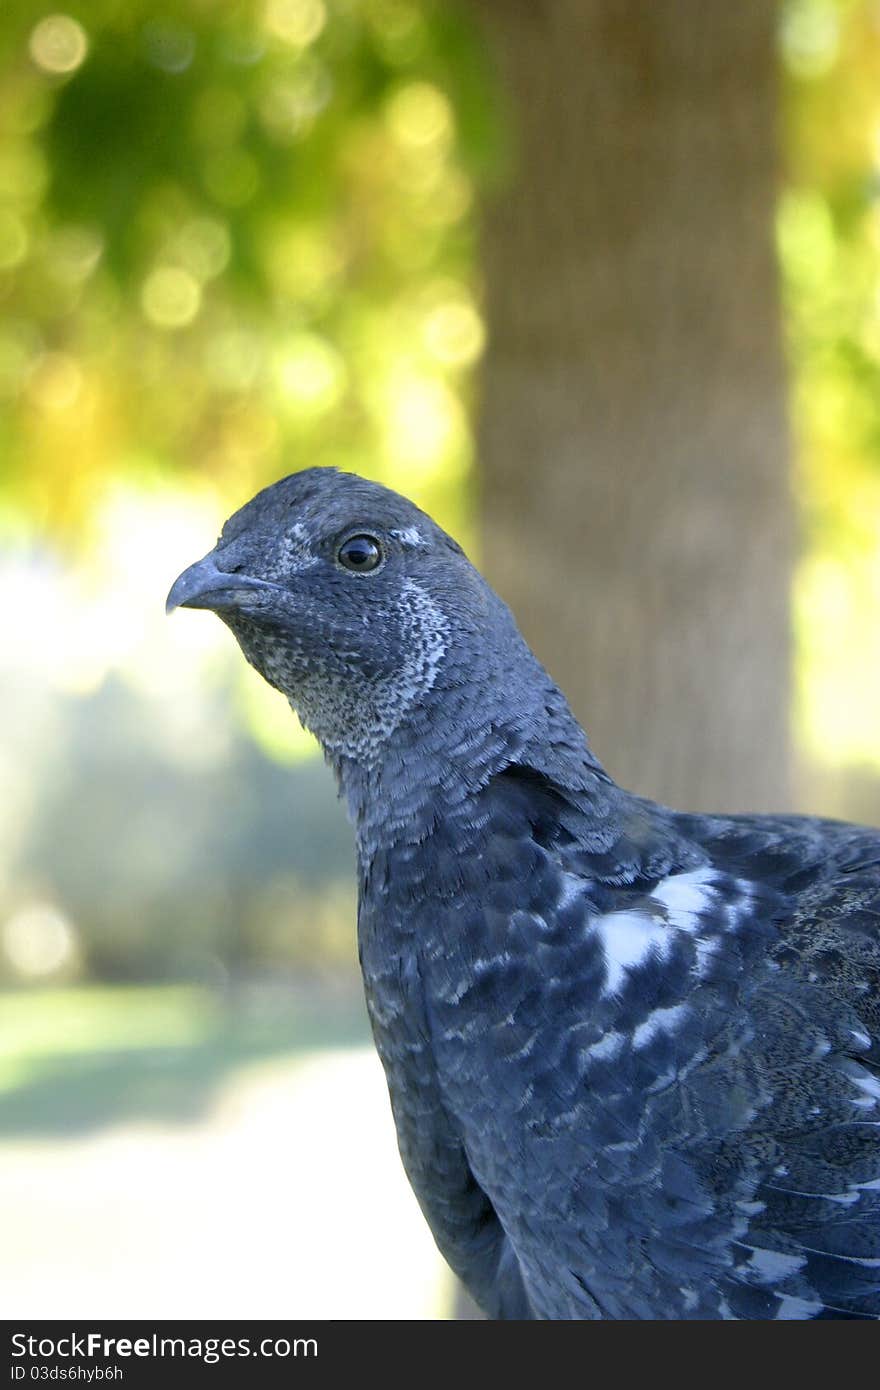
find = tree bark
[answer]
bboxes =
[472,0,792,815]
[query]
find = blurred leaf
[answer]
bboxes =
[780,0,880,770]
[0,0,493,544]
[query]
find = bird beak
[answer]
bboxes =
[165,552,275,615]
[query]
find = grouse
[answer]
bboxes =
[167,467,880,1320]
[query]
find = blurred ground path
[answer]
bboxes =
[0,1047,449,1319]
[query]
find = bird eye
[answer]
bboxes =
[337,534,383,573]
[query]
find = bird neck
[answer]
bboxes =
[328,622,612,853]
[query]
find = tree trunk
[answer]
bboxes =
[472,0,792,815]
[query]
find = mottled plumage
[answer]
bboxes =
[167,468,880,1319]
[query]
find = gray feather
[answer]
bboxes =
[168,468,880,1320]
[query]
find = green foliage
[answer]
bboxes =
[779,0,880,769]
[0,0,496,540]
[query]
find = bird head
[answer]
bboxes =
[166,468,505,765]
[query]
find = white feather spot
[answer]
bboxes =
[582,1030,626,1063]
[746,1247,806,1280]
[723,878,756,928]
[632,1004,689,1050]
[390,526,425,549]
[400,578,448,698]
[774,1294,824,1319]
[278,525,317,572]
[736,1200,766,1216]
[851,1071,880,1108]
[592,869,758,994]
[650,867,717,929]
[645,1068,676,1094]
[594,912,671,996]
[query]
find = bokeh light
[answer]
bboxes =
[273,332,346,415]
[385,81,453,150]
[28,15,89,76]
[264,0,327,49]
[780,0,840,79]
[3,903,79,981]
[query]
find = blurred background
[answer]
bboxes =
[1,0,879,1319]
